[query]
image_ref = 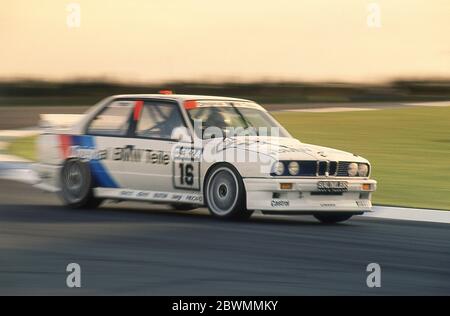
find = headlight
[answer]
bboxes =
[273,162,285,176]
[288,161,300,175]
[347,162,358,176]
[358,163,369,177]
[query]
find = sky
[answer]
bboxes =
[0,0,449,83]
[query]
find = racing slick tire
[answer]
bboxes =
[60,159,102,209]
[204,164,253,220]
[170,203,198,211]
[313,213,354,224]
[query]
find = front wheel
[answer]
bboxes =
[314,213,353,224]
[204,164,253,220]
[60,159,102,209]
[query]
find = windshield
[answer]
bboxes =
[186,102,291,139]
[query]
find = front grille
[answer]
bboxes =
[329,161,338,175]
[318,161,327,176]
[298,161,317,176]
[337,161,351,176]
[272,160,368,177]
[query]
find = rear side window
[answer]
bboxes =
[87,101,134,136]
[135,101,185,140]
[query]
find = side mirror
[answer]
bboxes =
[171,126,192,143]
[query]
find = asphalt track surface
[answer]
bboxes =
[0,179,449,295]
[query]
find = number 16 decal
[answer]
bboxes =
[179,163,194,185]
[173,162,200,190]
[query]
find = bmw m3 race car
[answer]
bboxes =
[34,93,377,223]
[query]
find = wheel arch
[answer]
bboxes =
[60,157,84,178]
[202,161,253,219]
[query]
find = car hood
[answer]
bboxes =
[207,136,368,163]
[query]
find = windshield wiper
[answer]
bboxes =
[229,102,258,136]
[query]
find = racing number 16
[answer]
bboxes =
[179,163,194,186]
[174,162,199,190]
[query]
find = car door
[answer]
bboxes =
[119,99,200,194]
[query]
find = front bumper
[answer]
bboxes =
[243,177,377,213]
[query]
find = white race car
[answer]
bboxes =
[34,93,376,223]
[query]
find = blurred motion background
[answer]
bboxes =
[0,0,449,209]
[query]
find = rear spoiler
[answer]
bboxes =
[39,114,85,130]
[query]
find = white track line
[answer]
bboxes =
[366,206,450,224]
[0,168,38,184]
[280,107,376,113]
[0,154,31,163]
[406,101,450,107]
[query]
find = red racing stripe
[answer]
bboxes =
[59,134,72,159]
[183,100,197,110]
[134,100,144,121]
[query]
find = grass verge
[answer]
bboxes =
[7,135,37,161]
[273,106,450,210]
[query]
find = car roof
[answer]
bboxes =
[111,94,253,103]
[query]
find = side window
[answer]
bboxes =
[87,101,134,136]
[135,101,185,140]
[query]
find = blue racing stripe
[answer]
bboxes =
[72,135,119,188]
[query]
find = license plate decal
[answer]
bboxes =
[317,181,348,192]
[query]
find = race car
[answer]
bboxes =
[34,93,377,223]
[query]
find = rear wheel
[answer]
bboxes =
[314,213,353,224]
[204,164,253,220]
[60,159,102,209]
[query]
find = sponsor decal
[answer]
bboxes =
[357,200,371,207]
[173,145,202,162]
[112,146,170,165]
[320,203,336,207]
[59,135,118,188]
[317,181,348,192]
[64,140,170,165]
[271,199,290,207]
[185,194,202,202]
[114,189,202,203]
[145,150,170,165]
[59,136,172,188]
